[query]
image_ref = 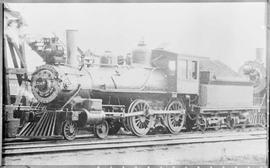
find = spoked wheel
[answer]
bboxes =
[62,120,77,141]
[226,116,235,129]
[241,120,248,129]
[94,120,109,139]
[214,121,221,131]
[127,99,153,136]
[196,114,207,132]
[165,100,186,134]
[258,112,266,128]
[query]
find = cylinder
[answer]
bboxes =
[79,109,105,126]
[66,30,79,67]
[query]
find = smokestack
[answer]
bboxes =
[256,48,264,63]
[66,30,79,67]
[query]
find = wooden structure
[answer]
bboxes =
[3,5,30,139]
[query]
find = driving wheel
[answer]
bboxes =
[165,100,186,134]
[127,99,153,136]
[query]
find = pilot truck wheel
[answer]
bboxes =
[94,120,109,139]
[62,120,77,141]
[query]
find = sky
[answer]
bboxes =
[7,2,267,71]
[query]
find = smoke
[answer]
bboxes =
[156,42,170,50]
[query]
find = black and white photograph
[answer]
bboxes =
[0,0,268,166]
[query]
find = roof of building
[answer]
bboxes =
[199,57,248,82]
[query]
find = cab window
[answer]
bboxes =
[191,61,198,80]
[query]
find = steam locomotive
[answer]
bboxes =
[5,4,264,140]
[14,38,261,140]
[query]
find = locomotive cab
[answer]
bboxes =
[151,49,200,95]
[176,54,199,95]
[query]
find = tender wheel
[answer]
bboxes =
[226,116,235,129]
[165,100,186,134]
[196,114,207,132]
[127,99,152,136]
[258,112,266,128]
[62,120,77,141]
[241,120,247,129]
[94,120,109,139]
[214,122,221,131]
[108,121,122,135]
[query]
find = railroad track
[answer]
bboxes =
[4,126,265,145]
[3,130,266,156]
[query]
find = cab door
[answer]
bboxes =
[167,58,177,92]
[177,57,199,94]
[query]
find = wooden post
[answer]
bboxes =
[1,3,3,166]
[7,38,23,86]
[3,37,11,105]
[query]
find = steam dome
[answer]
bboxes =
[132,41,151,66]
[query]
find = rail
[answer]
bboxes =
[3,130,266,156]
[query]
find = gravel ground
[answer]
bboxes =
[3,139,267,165]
